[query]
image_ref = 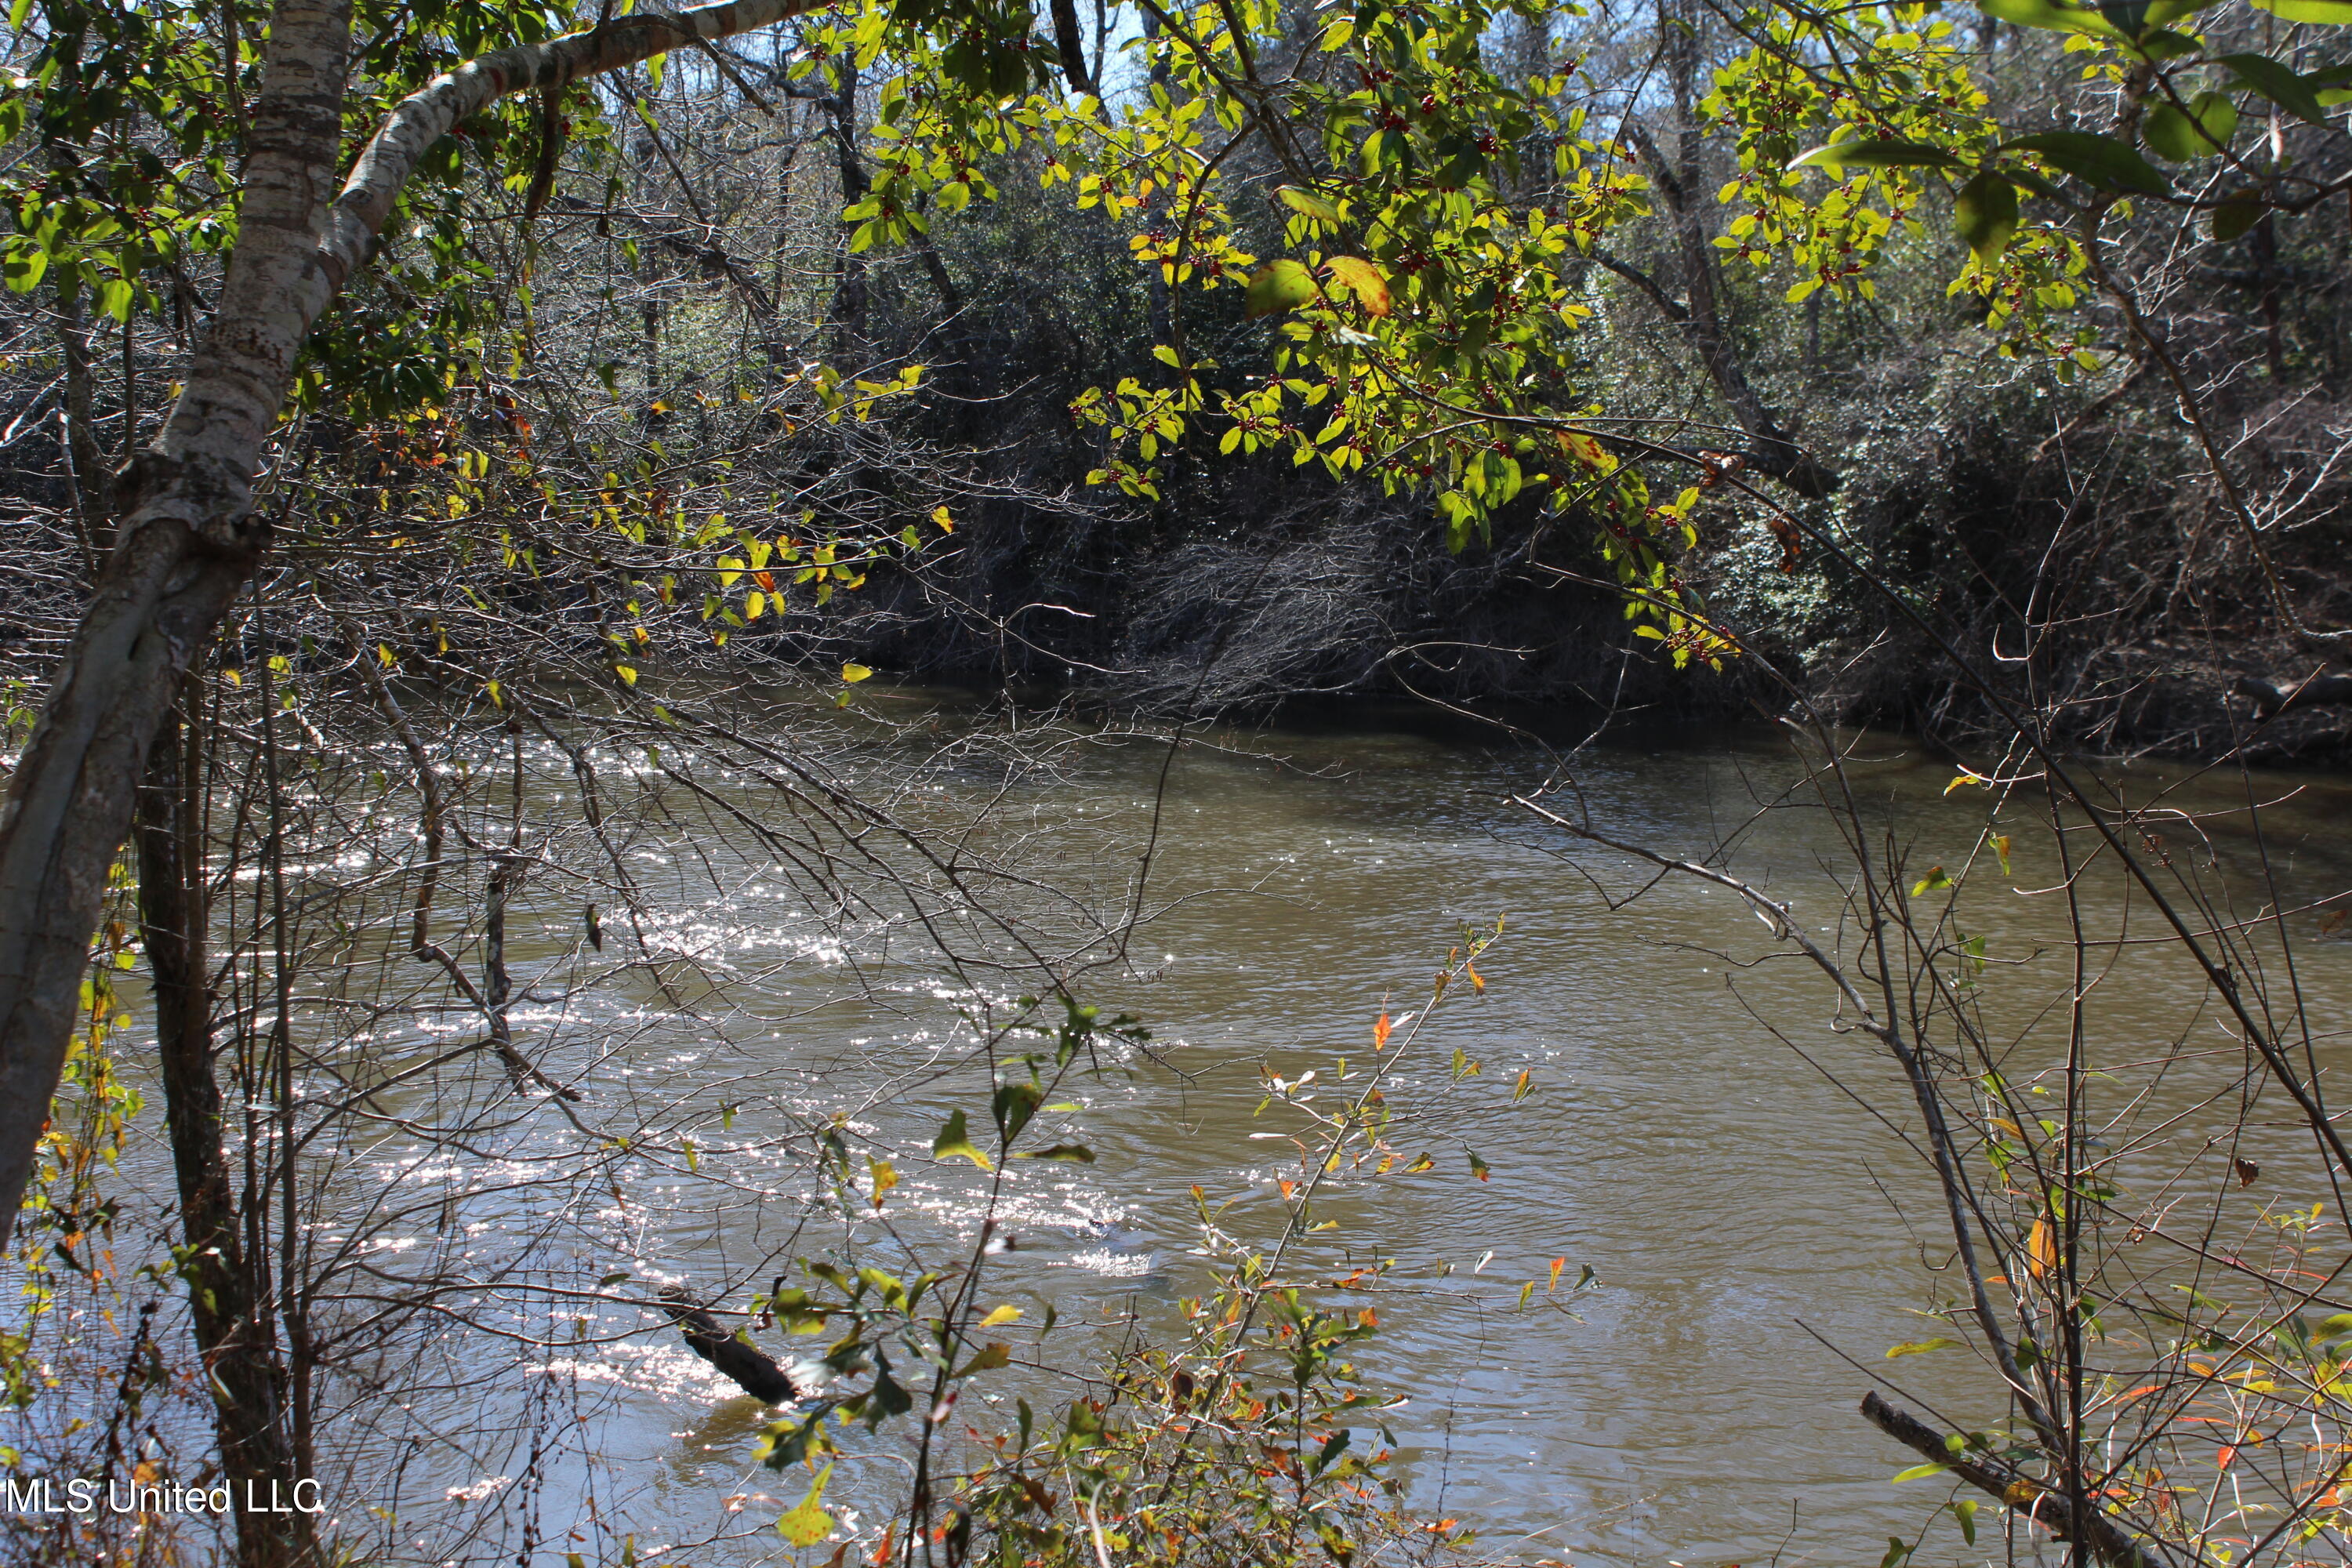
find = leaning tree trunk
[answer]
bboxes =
[0,0,818,1251]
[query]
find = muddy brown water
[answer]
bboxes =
[51,697,2352,1566]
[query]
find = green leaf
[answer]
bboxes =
[1999,132,2170,194]
[869,1358,914,1420]
[2211,190,2267,241]
[931,1109,993,1171]
[1977,0,2129,38]
[2143,104,2200,160]
[1954,172,2020,265]
[2250,0,2352,23]
[2130,27,2206,57]
[991,1079,1043,1143]
[2217,54,2330,124]
[1954,1498,1979,1544]
[1013,1143,1097,1161]
[1276,185,1343,223]
[1893,1461,1951,1482]
[1245,259,1318,318]
[1788,139,1968,172]
[2,245,49,294]
[775,1464,834,1546]
[2172,92,2241,155]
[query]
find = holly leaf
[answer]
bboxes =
[2249,0,2352,24]
[1977,0,2129,37]
[2000,131,2169,194]
[1324,255,1392,316]
[1789,139,1969,171]
[1245,259,1318,317]
[1954,171,2020,264]
[2217,53,2330,124]
[1276,185,1343,223]
[2143,92,2238,159]
[2211,190,2267,241]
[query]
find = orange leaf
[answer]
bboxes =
[1373,1012,1392,1049]
[2025,1218,2057,1280]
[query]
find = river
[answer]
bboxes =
[31,692,2352,1567]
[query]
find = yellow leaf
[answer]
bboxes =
[1325,255,1391,316]
[377,644,395,669]
[958,1341,1011,1375]
[867,1157,898,1209]
[746,590,766,620]
[614,666,638,687]
[1555,427,1617,473]
[775,1465,833,1546]
[979,1304,1023,1328]
[931,504,955,532]
[1276,184,1343,223]
[1945,771,1989,795]
[1886,1337,1962,1358]
[841,662,873,683]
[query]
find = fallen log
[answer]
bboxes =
[2231,671,2352,719]
[1860,1392,2169,1568]
[659,1285,799,1405]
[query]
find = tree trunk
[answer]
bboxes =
[829,64,869,357]
[0,0,819,1252]
[136,691,314,1568]
[1624,0,1836,497]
